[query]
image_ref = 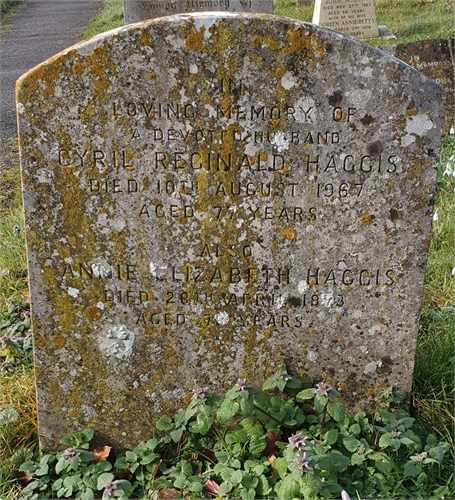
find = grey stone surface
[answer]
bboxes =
[17,13,444,451]
[123,0,273,22]
[380,38,454,133]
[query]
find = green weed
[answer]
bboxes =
[15,367,455,499]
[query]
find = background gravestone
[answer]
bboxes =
[123,0,273,22]
[17,13,444,451]
[380,38,454,133]
[312,0,378,38]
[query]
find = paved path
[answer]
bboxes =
[0,0,100,140]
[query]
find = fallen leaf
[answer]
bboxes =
[204,479,220,495]
[90,445,112,463]
[15,469,33,485]
[158,488,181,499]
[263,432,280,456]
[268,454,277,465]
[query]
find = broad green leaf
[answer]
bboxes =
[81,489,95,500]
[254,390,271,409]
[371,455,393,474]
[190,412,213,435]
[55,457,67,475]
[351,452,365,465]
[218,482,233,496]
[428,446,444,462]
[404,461,421,477]
[327,401,345,423]
[318,451,349,473]
[125,451,137,462]
[296,388,315,402]
[63,474,81,490]
[97,472,114,490]
[156,416,174,431]
[170,428,183,442]
[241,487,257,500]
[399,436,415,446]
[273,457,289,479]
[343,436,361,452]
[349,423,361,436]
[378,433,394,448]
[276,473,301,500]
[426,434,438,447]
[217,399,240,424]
[238,392,255,416]
[231,469,243,484]
[324,429,339,445]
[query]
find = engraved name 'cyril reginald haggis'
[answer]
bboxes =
[17,13,444,450]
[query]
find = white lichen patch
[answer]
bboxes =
[214,311,229,325]
[105,325,135,359]
[321,293,334,307]
[68,287,80,298]
[405,113,434,135]
[307,351,318,363]
[298,280,310,294]
[92,263,112,278]
[276,293,289,309]
[150,261,167,279]
[363,360,382,375]
[281,71,297,90]
[271,131,290,153]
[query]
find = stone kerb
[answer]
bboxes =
[16,13,445,451]
[123,0,273,22]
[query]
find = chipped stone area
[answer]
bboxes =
[16,13,444,450]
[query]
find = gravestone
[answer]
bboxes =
[312,0,379,38]
[17,13,445,451]
[123,0,273,22]
[380,38,454,133]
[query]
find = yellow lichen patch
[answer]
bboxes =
[72,62,84,75]
[185,29,204,52]
[338,382,347,390]
[360,214,372,225]
[85,306,103,320]
[282,227,297,241]
[276,67,285,78]
[310,328,317,335]
[148,70,156,80]
[51,335,65,347]
[252,36,262,47]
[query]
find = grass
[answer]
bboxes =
[83,0,455,44]
[0,0,454,496]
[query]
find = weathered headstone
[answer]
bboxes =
[123,0,273,22]
[17,13,445,451]
[312,0,379,38]
[380,38,454,133]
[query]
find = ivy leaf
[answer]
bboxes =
[170,428,184,442]
[97,472,114,490]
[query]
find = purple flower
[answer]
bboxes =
[63,447,80,458]
[288,433,307,450]
[315,381,332,397]
[292,452,310,472]
[236,378,247,391]
[104,481,118,497]
[192,386,209,399]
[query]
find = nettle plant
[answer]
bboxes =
[18,365,452,499]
